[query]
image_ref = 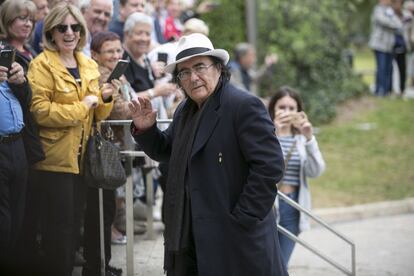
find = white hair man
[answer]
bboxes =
[80,0,113,56]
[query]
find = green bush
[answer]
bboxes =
[257,0,367,123]
[200,0,246,52]
[202,0,368,124]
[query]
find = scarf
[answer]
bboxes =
[164,98,206,253]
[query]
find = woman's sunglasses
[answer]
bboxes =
[56,24,82,33]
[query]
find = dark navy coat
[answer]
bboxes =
[134,81,287,276]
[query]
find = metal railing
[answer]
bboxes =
[101,119,172,276]
[277,191,356,276]
[101,119,356,276]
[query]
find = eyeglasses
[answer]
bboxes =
[177,63,215,81]
[56,24,82,34]
[15,15,35,24]
[101,49,124,56]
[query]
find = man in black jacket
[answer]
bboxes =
[129,33,288,276]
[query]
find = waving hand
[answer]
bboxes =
[128,96,157,131]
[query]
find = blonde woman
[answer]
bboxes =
[27,3,116,275]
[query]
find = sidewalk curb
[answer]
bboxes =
[312,197,414,224]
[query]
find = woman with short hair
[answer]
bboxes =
[82,30,132,276]
[0,0,37,66]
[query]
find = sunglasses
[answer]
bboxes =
[56,24,82,33]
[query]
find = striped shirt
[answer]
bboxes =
[278,136,300,186]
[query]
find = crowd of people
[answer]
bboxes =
[369,0,414,96]
[0,0,326,275]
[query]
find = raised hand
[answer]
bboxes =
[273,110,291,131]
[151,61,166,78]
[128,96,157,131]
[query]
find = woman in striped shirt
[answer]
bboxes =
[268,86,326,269]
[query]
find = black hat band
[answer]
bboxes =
[175,47,211,61]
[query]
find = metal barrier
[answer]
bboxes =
[102,119,356,276]
[277,191,356,276]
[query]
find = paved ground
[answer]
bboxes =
[103,210,414,276]
[110,222,165,276]
[289,213,414,276]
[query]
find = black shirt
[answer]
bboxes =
[122,51,155,93]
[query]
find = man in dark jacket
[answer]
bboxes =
[129,33,287,276]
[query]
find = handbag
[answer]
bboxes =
[83,122,127,190]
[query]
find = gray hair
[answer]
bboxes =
[234,42,254,61]
[123,12,153,34]
[79,0,91,10]
[79,0,113,15]
[0,0,37,39]
[183,18,209,36]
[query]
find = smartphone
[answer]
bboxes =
[106,59,129,83]
[157,52,168,63]
[0,49,16,71]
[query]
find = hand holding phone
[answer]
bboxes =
[106,59,129,83]
[273,110,291,129]
[6,62,26,85]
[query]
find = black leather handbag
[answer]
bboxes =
[83,123,127,190]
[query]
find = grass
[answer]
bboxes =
[310,96,414,208]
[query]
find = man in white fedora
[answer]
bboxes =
[129,33,287,276]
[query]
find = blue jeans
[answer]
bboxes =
[374,50,393,96]
[278,191,300,268]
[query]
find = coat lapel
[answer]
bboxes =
[191,86,222,158]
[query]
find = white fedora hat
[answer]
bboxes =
[164,33,229,74]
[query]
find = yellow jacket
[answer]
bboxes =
[28,49,114,174]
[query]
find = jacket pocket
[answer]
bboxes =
[53,78,79,104]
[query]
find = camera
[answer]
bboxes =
[291,112,306,127]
